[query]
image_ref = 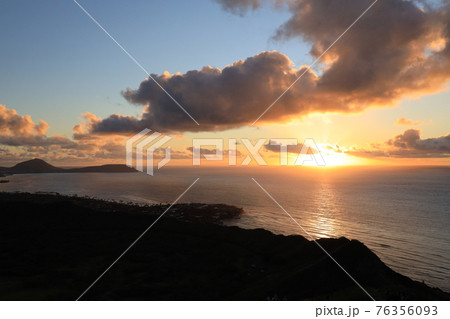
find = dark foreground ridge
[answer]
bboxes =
[0,192,448,301]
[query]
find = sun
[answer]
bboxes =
[320,149,359,167]
[285,148,357,167]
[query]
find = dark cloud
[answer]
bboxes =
[214,0,287,15]
[264,141,317,154]
[186,146,242,157]
[84,0,450,133]
[349,129,450,158]
[213,0,264,15]
[186,146,220,155]
[90,114,142,134]
[387,129,423,149]
[272,0,450,97]
[388,129,450,152]
[93,51,326,133]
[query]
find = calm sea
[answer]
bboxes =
[1,166,449,292]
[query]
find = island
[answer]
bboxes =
[0,158,137,175]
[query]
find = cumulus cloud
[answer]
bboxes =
[396,117,424,126]
[388,129,450,152]
[94,51,335,133]
[348,129,450,158]
[0,104,74,147]
[0,104,49,138]
[87,0,450,133]
[0,105,134,164]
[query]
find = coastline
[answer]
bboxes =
[0,192,448,301]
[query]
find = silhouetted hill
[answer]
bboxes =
[2,159,136,174]
[9,159,64,174]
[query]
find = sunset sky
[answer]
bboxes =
[1,0,450,166]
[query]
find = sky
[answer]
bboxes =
[1,0,450,167]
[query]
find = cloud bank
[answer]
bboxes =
[0,105,132,164]
[2,105,449,163]
[0,104,76,148]
[0,105,196,165]
[349,129,450,158]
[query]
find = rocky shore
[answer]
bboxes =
[0,192,448,301]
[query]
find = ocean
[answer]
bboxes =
[1,166,449,292]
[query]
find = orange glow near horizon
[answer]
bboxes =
[320,151,359,167]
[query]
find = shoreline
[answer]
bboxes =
[0,192,448,301]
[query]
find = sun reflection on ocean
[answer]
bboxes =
[305,177,343,239]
